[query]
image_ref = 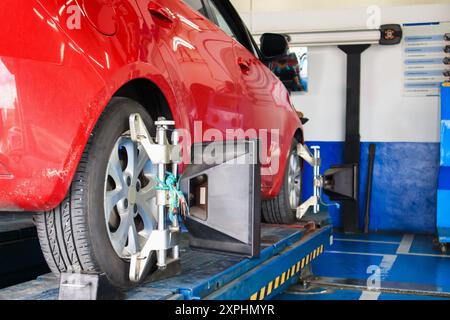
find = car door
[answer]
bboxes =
[135,0,241,142]
[206,0,294,191]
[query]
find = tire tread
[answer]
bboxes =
[35,127,102,275]
[262,139,300,224]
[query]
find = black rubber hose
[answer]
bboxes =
[364,144,376,234]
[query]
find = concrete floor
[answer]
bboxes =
[0,213,49,289]
[276,231,450,300]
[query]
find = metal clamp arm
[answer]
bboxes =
[128,114,182,283]
[297,144,321,167]
[296,144,322,218]
[129,113,181,164]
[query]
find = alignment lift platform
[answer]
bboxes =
[0,219,332,300]
[0,115,350,300]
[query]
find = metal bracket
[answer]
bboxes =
[297,196,319,220]
[129,113,181,164]
[296,144,323,219]
[297,144,321,167]
[129,229,180,282]
[128,114,181,283]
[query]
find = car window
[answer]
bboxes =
[245,27,259,56]
[207,0,237,39]
[183,0,208,16]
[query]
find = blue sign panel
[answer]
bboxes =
[438,83,450,243]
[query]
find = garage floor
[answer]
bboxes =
[0,213,49,289]
[276,232,450,300]
[2,212,450,300]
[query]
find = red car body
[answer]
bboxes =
[0,0,302,212]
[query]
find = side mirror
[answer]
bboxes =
[260,33,289,60]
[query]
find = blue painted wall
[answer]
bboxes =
[302,141,440,234]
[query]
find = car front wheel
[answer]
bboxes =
[34,97,158,289]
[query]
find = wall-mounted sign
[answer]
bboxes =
[403,22,450,97]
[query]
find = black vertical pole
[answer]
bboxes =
[338,44,370,233]
[364,143,376,233]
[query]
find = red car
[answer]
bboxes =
[0,0,303,287]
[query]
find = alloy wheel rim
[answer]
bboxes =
[288,153,302,210]
[104,134,157,259]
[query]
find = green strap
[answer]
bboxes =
[154,172,188,222]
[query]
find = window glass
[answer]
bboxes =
[183,0,207,16]
[208,1,236,38]
[270,46,309,93]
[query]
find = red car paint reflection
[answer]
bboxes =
[0,0,302,212]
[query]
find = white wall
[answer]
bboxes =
[231,0,450,13]
[234,3,450,142]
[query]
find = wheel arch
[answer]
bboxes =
[112,78,175,124]
[37,77,180,212]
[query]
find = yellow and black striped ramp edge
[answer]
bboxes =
[249,244,325,300]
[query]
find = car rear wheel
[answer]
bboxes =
[34,97,157,289]
[262,138,302,224]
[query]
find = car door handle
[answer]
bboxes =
[238,58,250,73]
[148,1,174,23]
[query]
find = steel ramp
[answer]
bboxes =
[0,224,332,300]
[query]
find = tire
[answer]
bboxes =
[34,97,157,289]
[262,138,302,224]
